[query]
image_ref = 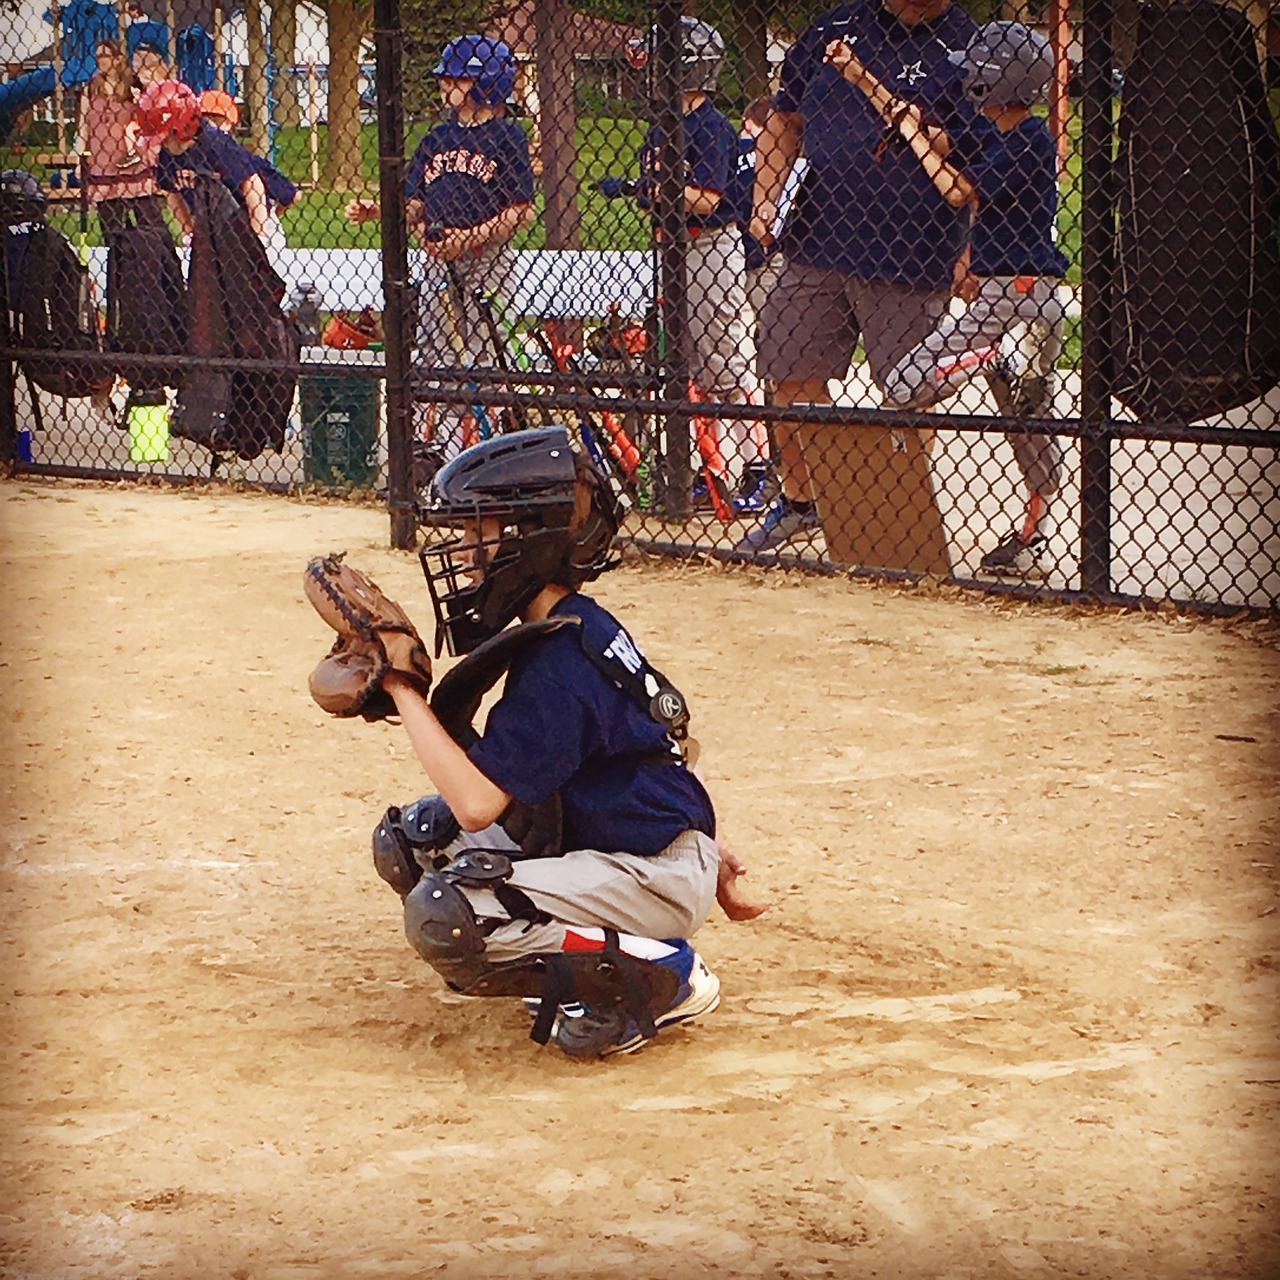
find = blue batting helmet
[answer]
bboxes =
[433,35,518,107]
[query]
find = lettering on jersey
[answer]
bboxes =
[602,627,645,676]
[420,148,499,186]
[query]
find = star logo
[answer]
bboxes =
[898,60,927,85]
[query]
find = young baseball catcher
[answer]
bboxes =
[828,22,1068,576]
[303,427,768,1061]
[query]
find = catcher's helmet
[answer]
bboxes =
[626,17,725,94]
[135,79,203,145]
[418,427,621,657]
[1,168,47,223]
[951,22,1054,108]
[433,35,518,107]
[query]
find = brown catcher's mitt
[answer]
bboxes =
[303,552,433,721]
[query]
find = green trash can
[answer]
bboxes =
[301,375,381,486]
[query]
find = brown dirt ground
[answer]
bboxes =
[1,477,1278,1280]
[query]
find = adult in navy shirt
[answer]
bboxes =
[370,429,769,1059]
[737,0,983,554]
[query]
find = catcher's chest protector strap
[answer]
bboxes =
[434,616,693,762]
[574,615,692,763]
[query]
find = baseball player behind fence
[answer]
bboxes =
[303,428,769,1061]
[738,0,986,554]
[596,18,766,508]
[862,23,1070,576]
[146,80,286,258]
[346,35,535,467]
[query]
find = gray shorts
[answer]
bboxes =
[448,827,719,963]
[757,258,950,393]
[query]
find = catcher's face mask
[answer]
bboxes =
[417,426,621,658]
[419,511,576,658]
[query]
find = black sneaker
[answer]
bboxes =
[979,529,1048,576]
[733,462,777,513]
[540,943,721,1061]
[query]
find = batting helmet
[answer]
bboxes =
[1,168,47,224]
[626,17,725,94]
[418,426,621,656]
[135,79,202,145]
[432,35,518,107]
[198,88,240,129]
[952,22,1055,108]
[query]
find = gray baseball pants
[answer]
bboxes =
[883,274,1065,497]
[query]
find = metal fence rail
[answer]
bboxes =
[3,0,1278,611]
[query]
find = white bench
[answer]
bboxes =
[86,246,656,320]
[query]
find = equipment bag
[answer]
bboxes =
[1114,0,1280,422]
[105,218,187,395]
[7,220,112,399]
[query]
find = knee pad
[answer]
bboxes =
[371,796,462,898]
[402,870,490,989]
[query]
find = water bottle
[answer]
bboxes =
[288,282,324,345]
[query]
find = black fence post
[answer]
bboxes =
[653,0,691,520]
[1079,0,1116,598]
[0,236,15,467]
[374,0,415,551]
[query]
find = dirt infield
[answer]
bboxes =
[1,478,1277,1280]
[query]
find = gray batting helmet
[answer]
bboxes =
[1,167,46,223]
[952,22,1054,108]
[626,16,725,94]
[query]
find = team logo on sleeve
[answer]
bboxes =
[897,61,927,85]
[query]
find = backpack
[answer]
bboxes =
[1115,0,1280,421]
[7,219,113,399]
[105,218,188,394]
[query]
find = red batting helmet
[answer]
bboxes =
[136,79,202,145]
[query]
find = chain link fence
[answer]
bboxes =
[3,0,1278,609]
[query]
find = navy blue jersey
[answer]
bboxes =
[640,98,740,231]
[404,116,534,231]
[964,116,1069,278]
[776,0,983,287]
[734,134,775,270]
[250,153,298,210]
[156,122,262,211]
[467,593,717,857]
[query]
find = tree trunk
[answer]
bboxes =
[534,0,581,251]
[243,0,270,155]
[271,0,300,129]
[324,0,367,191]
[736,3,770,105]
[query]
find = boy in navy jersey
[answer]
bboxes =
[598,18,763,506]
[838,23,1068,576]
[198,89,298,260]
[347,36,535,463]
[357,428,768,1060]
[146,83,281,247]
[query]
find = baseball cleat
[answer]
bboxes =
[527,943,721,1060]
[979,529,1048,576]
[732,498,821,553]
